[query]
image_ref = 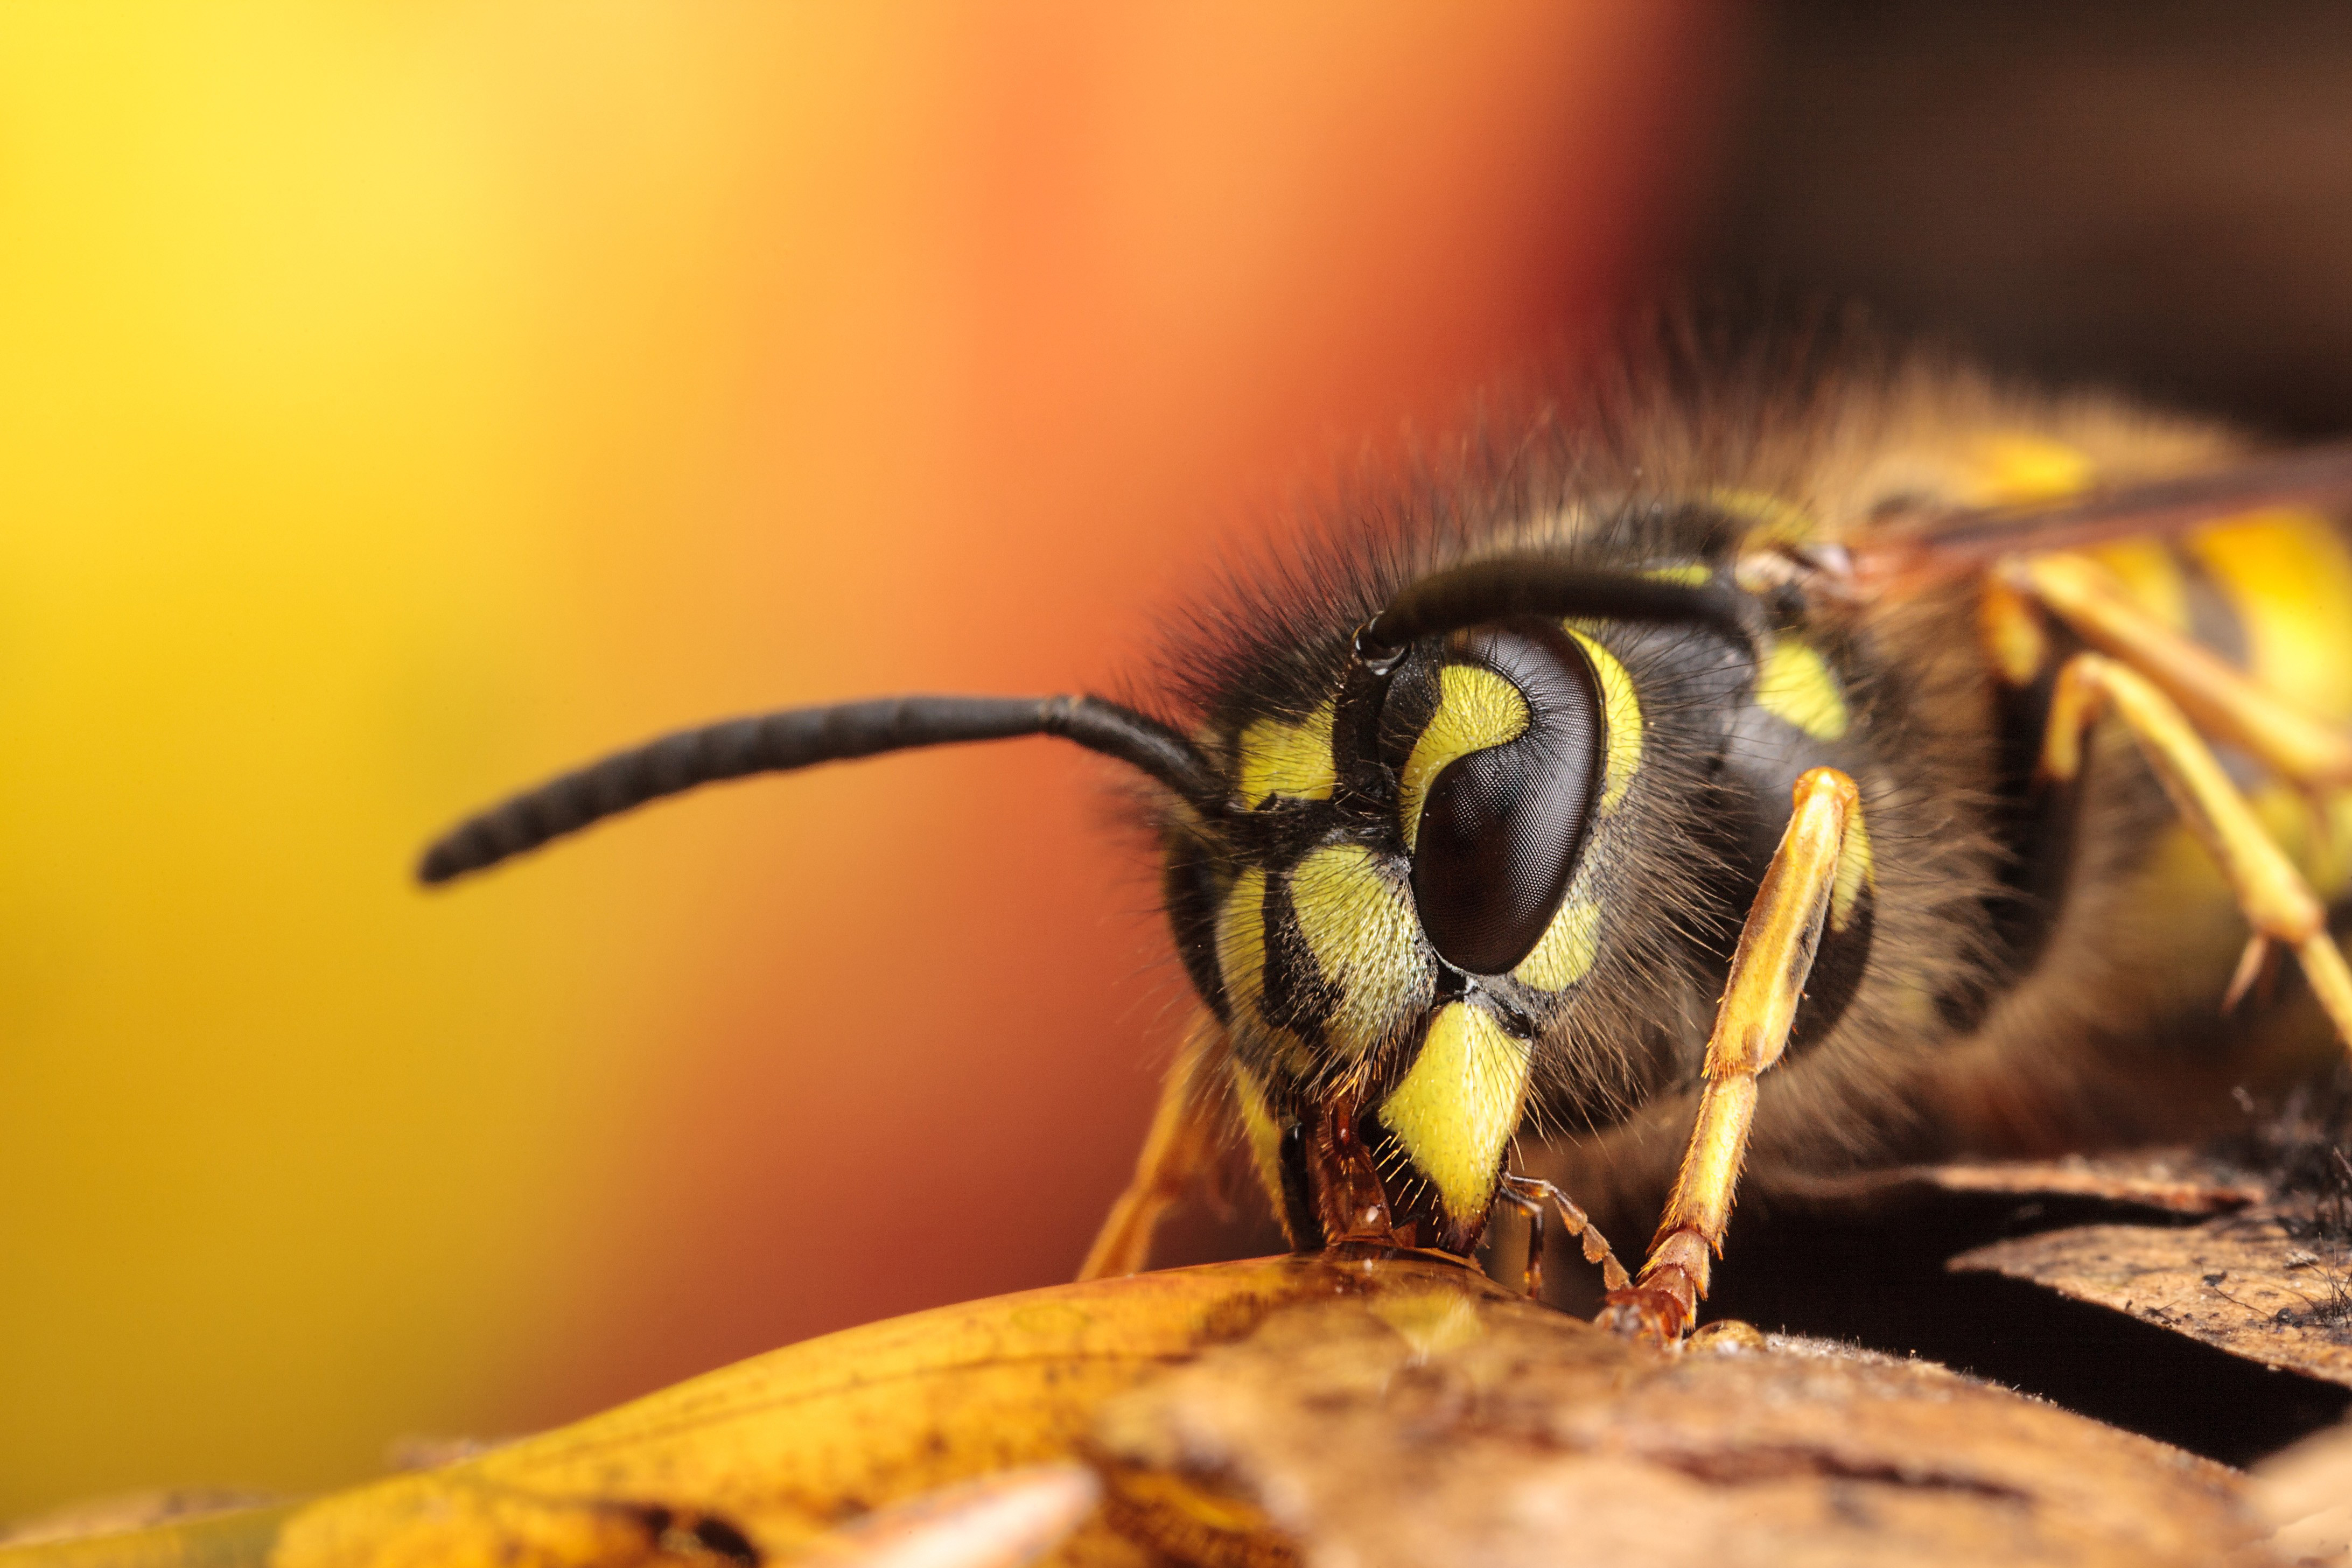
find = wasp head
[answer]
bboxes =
[1158,558,1743,1256]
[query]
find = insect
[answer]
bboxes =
[419,335,2352,1343]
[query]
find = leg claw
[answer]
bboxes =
[1598,1272,1697,1347]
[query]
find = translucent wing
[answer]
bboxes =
[1852,441,2352,585]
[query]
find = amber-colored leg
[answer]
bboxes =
[1600,767,1868,1343]
[1496,1173,1632,1299]
[2039,651,2352,1055]
[2007,551,2352,789]
[1077,1014,1227,1281]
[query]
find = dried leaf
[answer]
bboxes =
[1092,1265,2269,1568]
[0,1256,1390,1568]
[0,1251,2310,1568]
[1954,1215,2352,1388]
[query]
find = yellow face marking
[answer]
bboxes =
[1235,702,1336,806]
[1755,637,1850,742]
[1213,867,1268,1020]
[1971,432,2093,503]
[1564,626,1639,813]
[1289,844,1422,1056]
[1376,1003,1530,1228]
[2187,510,2352,723]
[1228,1059,1289,1223]
[1398,664,1528,852]
[1642,562,1712,586]
[1512,895,1599,991]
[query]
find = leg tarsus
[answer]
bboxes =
[1499,1172,1632,1297]
[1492,1182,1546,1299]
[1600,1229,1707,1346]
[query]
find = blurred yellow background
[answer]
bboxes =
[0,3,1707,1515]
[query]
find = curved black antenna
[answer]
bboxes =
[417,693,1216,886]
[1355,557,1759,669]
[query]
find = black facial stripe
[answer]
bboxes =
[1409,620,1605,977]
[1258,873,1333,1039]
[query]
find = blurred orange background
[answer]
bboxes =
[0,3,1714,1516]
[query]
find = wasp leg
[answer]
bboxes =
[1077,1013,1227,1281]
[1600,767,1868,1344]
[2006,551,2352,789]
[1492,1181,1547,1298]
[1497,1172,1632,1299]
[2039,650,2352,1055]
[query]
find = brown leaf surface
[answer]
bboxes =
[5,1251,2322,1568]
[1091,1266,2272,1568]
[1954,1214,2352,1388]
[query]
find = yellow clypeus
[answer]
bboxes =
[1375,1002,1531,1228]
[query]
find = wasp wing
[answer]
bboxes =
[1852,441,2352,583]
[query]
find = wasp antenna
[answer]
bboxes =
[1357,558,1758,666]
[416,693,1216,886]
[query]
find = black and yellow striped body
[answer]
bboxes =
[1160,369,2352,1256]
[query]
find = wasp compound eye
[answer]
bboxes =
[1407,624,1604,976]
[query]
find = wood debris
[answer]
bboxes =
[1093,1263,2273,1568]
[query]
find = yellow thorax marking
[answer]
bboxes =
[1513,895,1600,992]
[1236,701,1336,806]
[1755,636,1850,742]
[1399,666,1528,852]
[1709,487,1817,547]
[1565,627,1640,813]
[1642,561,1712,586]
[1376,1003,1530,1227]
[1971,432,2094,503]
[1289,844,1422,1056]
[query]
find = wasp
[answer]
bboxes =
[419,338,2352,1343]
